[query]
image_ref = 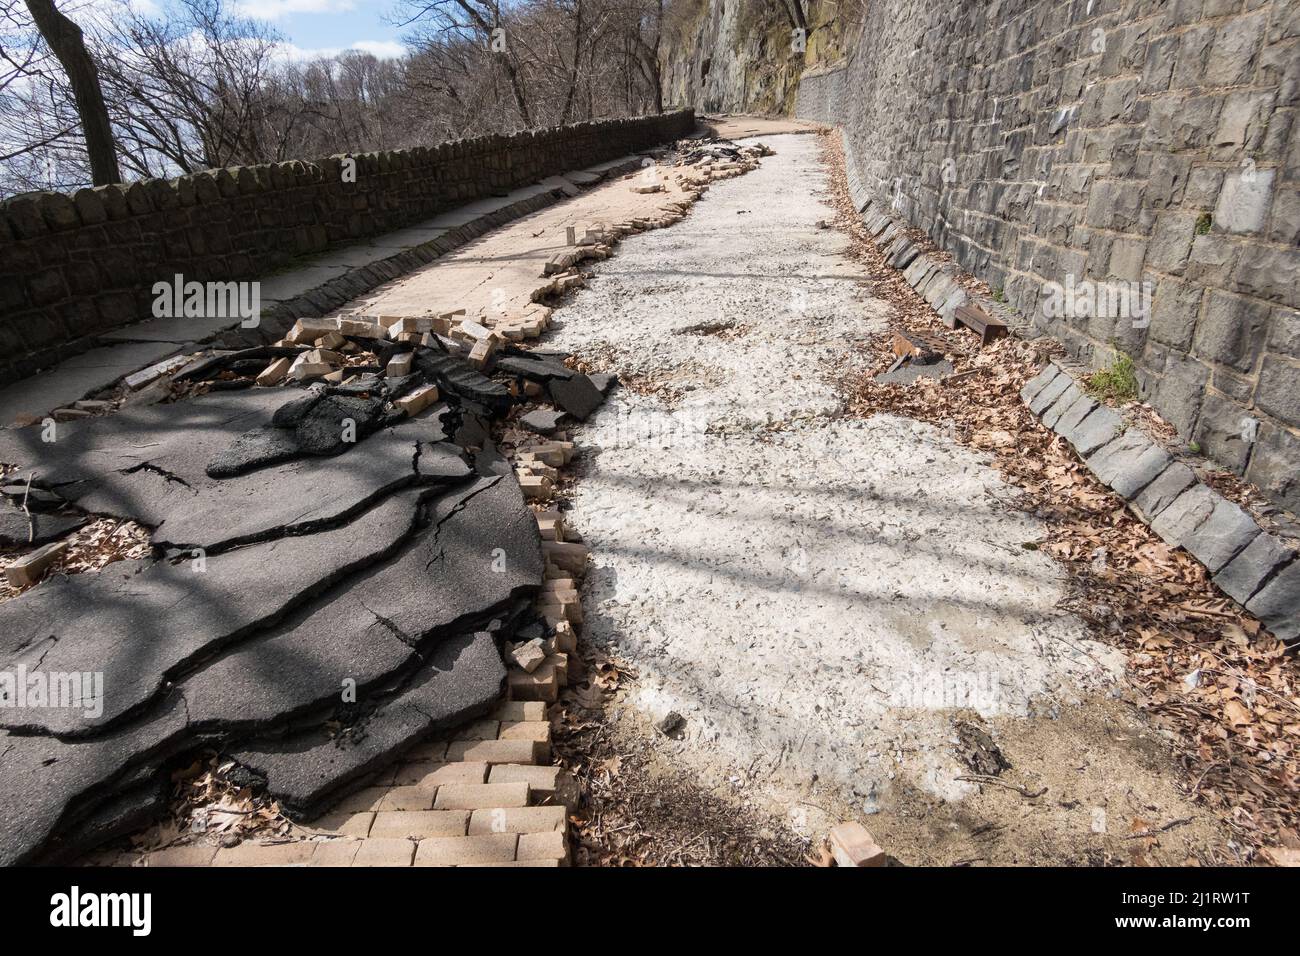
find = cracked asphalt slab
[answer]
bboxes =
[546,133,1226,863]
[0,377,545,864]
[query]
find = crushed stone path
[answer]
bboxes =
[546,133,1225,864]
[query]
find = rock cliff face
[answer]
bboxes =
[660,0,846,114]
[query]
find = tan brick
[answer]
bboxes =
[517,830,569,864]
[453,718,500,740]
[331,786,389,813]
[145,845,216,867]
[402,739,448,762]
[493,701,547,722]
[508,663,558,702]
[413,761,489,787]
[445,738,539,765]
[829,822,886,867]
[310,839,362,867]
[434,782,530,810]
[213,841,316,867]
[351,837,416,867]
[468,805,566,836]
[376,785,437,811]
[369,810,469,839]
[310,811,374,838]
[413,833,518,867]
[488,763,560,796]
[547,653,570,685]
[394,760,445,786]
[499,721,551,744]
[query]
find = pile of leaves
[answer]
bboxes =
[124,754,294,859]
[819,131,1300,860]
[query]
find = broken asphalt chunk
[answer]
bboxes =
[547,373,606,421]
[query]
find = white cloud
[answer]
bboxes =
[350,40,406,59]
[234,0,358,20]
[273,39,407,62]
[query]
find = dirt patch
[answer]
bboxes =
[551,645,810,867]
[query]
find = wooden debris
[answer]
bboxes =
[955,303,1007,346]
[5,540,69,588]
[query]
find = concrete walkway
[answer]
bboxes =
[544,133,1223,864]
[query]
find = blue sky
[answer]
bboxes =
[231,1,409,59]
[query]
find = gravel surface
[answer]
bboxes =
[546,134,1139,840]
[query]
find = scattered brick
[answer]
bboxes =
[213,840,317,867]
[444,738,539,765]
[829,822,886,867]
[517,830,569,864]
[309,839,362,867]
[351,838,416,867]
[310,811,375,838]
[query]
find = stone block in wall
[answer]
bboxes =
[1268,305,1300,358]
[1214,91,1277,160]
[1191,290,1270,371]
[1185,234,1240,287]
[1151,352,1210,436]
[1230,244,1299,309]
[1148,277,1203,351]
[1194,390,1256,473]
[1206,13,1269,86]
[1146,210,1197,275]
[1255,354,1300,426]
[1214,166,1275,234]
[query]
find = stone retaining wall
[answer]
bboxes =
[0,110,696,388]
[795,0,1300,512]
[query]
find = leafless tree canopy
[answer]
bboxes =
[0,0,674,198]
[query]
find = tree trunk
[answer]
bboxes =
[783,0,808,35]
[25,0,121,185]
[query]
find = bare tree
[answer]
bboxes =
[23,0,117,183]
[2,0,681,197]
[92,0,285,176]
[399,0,533,128]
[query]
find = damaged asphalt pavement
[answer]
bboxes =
[0,128,1287,870]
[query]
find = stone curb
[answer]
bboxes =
[849,191,1028,339]
[1021,362,1298,643]
[837,134,1297,645]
